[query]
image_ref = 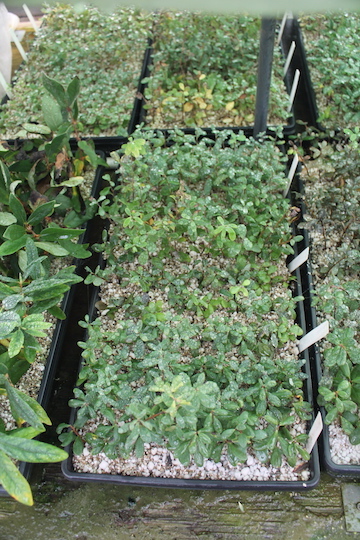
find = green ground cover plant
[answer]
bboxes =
[0,75,104,505]
[143,12,291,128]
[301,133,360,447]
[58,131,312,476]
[0,4,151,137]
[300,12,360,131]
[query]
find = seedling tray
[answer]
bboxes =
[138,29,297,136]
[61,140,320,491]
[303,262,360,478]
[289,169,360,478]
[0,157,105,497]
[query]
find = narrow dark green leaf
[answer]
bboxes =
[8,194,26,226]
[27,201,56,226]
[42,73,66,107]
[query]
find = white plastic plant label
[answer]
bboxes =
[298,320,330,353]
[306,411,323,454]
[9,28,28,62]
[22,4,39,33]
[287,247,309,273]
[288,68,300,113]
[283,41,296,76]
[283,153,299,197]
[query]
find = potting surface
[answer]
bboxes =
[0,468,360,539]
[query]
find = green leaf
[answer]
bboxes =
[9,194,26,225]
[22,123,52,135]
[73,436,84,455]
[0,212,17,226]
[227,443,247,464]
[324,346,347,367]
[0,311,21,339]
[21,314,51,337]
[324,406,339,425]
[0,432,68,463]
[34,242,69,257]
[78,140,104,168]
[48,305,66,320]
[58,238,91,259]
[2,294,24,310]
[3,223,26,241]
[0,448,33,505]
[66,76,80,107]
[3,380,46,430]
[0,161,11,191]
[42,73,66,108]
[41,94,66,132]
[27,201,56,226]
[0,235,27,257]
[39,227,82,242]
[8,329,24,358]
[270,446,282,467]
[349,428,360,446]
[57,177,84,188]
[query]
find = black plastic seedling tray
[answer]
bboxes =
[61,141,320,491]
[137,26,298,137]
[303,262,360,478]
[0,157,105,498]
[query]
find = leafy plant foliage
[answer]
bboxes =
[300,12,360,129]
[302,137,360,443]
[59,131,311,471]
[0,4,151,137]
[0,74,104,503]
[143,12,290,128]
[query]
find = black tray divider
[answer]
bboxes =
[253,18,276,137]
[127,38,153,135]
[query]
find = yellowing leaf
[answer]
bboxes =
[179,82,185,91]
[225,101,235,111]
[198,73,206,80]
[183,102,194,112]
[194,97,207,110]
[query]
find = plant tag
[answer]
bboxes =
[287,69,300,113]
[283,154,299,197]
[277,13,293,44]
[9,28,28,62]
[277,13,288,44]
[287,247,309,273]
[283,41,296,77]
[0,72,12,99]
[305,411,323,454]
[298,320,329,353]
[22,4,40,34]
